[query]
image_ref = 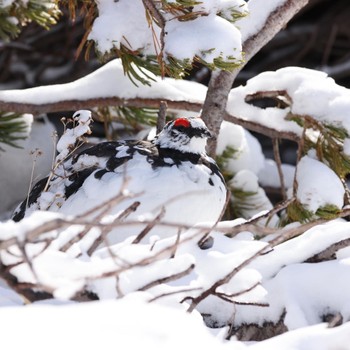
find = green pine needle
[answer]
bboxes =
[0,0,61,41]
[285,200,314,224]
[0,112,29,150]
[316,204,341,220]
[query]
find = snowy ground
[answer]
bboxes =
[1,208,350,349]
[1,295,350,350]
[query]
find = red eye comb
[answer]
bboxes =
[174,118,190,128]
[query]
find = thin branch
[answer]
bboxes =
[216,281,262,300]
[224,197,294,238]
[138,263,195,291]
[149,287,203,303]
[272,138,287,200]
[156,101,167,134]
[132,207,166,244]
[292,125,307,197]
[245,90,293,107]
[0,261,53,302]
[0,97,202,115]
[0,96,301,143]
[186,244,269,312]
[305,237,350,263]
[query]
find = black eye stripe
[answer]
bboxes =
[173,125,209,138]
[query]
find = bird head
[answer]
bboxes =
[153,117,212,154]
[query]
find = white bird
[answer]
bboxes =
[13,113,227,244]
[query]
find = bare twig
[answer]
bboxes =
[224,198,294,238]
[0,97,202,115]
[292,125,307,197]
[305,237,350,263]
[245,90,292,108]
[272,138,287,200]
[186,244,270,312]
[139,263,195,291]
[156,101,167,134]
[132,207,166,244]
[26,149,41,210]
[0,261,53,302]
[149,287,203,303]
[86,229,207,283]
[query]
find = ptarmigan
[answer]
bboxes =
[13,111,227,244]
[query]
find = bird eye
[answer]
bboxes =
[174,118,191,128]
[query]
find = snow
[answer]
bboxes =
[216,121,265,175]
[1,295,350,350]
[227,66,350,138]
[89,0,244,65]
[0,297,229,350]
[228,170,279,226]
[296,156,345,213]
[250,322,350,350]
[237,0,285,41]
[0,59,207,104]
[56,110,92,161]
[258,159,295,189]
[89,0,159,55]
[164,15,242,63]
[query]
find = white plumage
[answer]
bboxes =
[13,112,227,244]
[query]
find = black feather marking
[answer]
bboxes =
[94,169,109,180]
[12,176,49,222]
[65,168,98,199]
[106,156,131,171]
[71,142,119,164]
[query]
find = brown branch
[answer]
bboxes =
[240,0,310,69]
[87,229,206,282]
[305,237,350,263]
[272,138,287,200]
[0,97,202,115]
[186,244,270,312]
[0,261,53,302]
[223,112,299,142]
[132,207,166,244]
[245,90,293,107]
[201,0,309,155]
[0,95,301,143]
[156,101,167,134]
[139,263,195,291]
[224,198,294,238]
[149,287,202,303]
